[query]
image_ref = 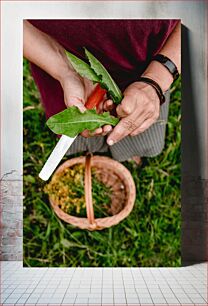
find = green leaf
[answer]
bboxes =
[47,106,119,137]
[66,50,100,83]
[84,48,123,104]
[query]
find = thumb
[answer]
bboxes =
[116,95,136,118]
[107,115,137,145]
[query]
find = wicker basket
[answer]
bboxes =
[49,155,136,230]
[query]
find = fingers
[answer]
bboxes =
[106,87,160,144]
[80,128,102,138]
[80,125,112,138]
[130,118,156,136]
[103,125,113,135]
[107,110,160,144]
[106,94,144,145]
[107,115,140,145]
[103,100,114,112]
[107,101,159,144]
[96,99,114,114]
[116,96,136,118]
[65,96,86,113]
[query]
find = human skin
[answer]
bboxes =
[23,20,181,142]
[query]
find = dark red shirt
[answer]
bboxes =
[28,20,178,118]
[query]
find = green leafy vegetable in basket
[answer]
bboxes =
[46,48,123,137]
[44,164,112,218]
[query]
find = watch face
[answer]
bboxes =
[154,54,179,80]
[166,60,175,72]
[160,55,168,63]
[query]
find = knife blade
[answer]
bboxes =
[39,84,106,181]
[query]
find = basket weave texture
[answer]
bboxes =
[49,155,136,230]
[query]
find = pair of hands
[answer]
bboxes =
[60,71,160,146]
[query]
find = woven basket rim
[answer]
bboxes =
[49,155,136,230]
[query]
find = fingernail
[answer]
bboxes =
[108,139,114,146]
[96,128,102,133]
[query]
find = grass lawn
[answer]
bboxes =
[23,59,181,267]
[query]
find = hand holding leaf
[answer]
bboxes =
[47,48,122,137]
[47,106,119,138]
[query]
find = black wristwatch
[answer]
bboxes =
[152,54,179,81]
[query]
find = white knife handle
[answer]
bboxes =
[39,135,76,181]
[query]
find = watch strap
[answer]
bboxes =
[153,54,179,81]
[138,76,166,105]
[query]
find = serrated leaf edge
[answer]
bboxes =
[84,48,123,103]
[65,50,100,83]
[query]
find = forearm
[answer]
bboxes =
[142,22,181,91]
[23,20,73,82]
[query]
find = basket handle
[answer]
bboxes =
[84,154,96,226]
